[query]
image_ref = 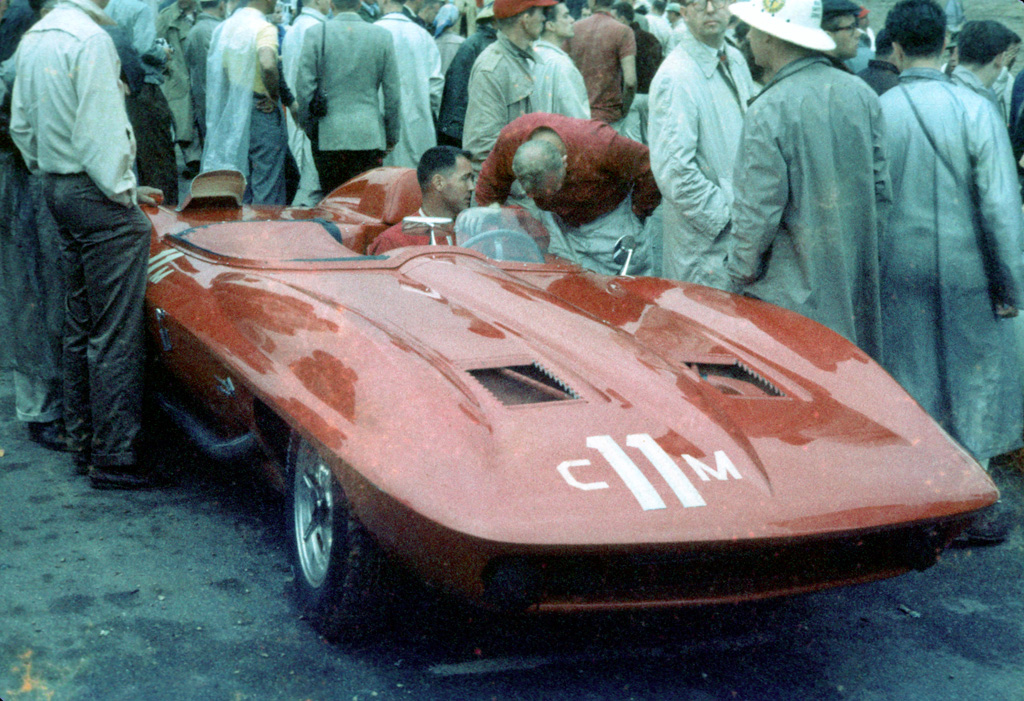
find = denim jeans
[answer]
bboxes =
[247,104,288,205]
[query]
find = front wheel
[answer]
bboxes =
[286,434,383,640]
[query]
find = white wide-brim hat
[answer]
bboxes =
[730,0,836,52]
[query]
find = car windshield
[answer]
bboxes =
[454,207,548,264]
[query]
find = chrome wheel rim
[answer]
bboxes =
[293,449,334,589]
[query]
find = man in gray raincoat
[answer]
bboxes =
[725,0,889,360]
[648,0,757,288]
[879,0,1024,512]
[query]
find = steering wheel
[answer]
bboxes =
[459,228,545,263]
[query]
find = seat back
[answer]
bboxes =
[318,167,423,253]
[378,168,422,225]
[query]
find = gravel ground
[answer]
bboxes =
[1,372,1023,701]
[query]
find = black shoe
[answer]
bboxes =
[71,450,90,476]
[954,502,1014,545]
[88,466,161,490]
[27,421,69,452]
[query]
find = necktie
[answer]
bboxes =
[718,49,742,109]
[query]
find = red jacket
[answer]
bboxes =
[475,113,661,227]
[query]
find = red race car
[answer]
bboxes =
[142,168,997,640]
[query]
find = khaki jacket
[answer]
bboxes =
[463,32,535,167]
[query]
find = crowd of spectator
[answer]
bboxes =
[0,0,1023,543]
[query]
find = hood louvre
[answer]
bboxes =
[468,362,580,406]
[689,360,784,398]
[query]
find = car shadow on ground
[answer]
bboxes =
[139,401,1024,691]
[144,406,812,658]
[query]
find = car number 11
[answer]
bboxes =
[557,434,742,511]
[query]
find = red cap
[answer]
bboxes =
[493,0,557,19]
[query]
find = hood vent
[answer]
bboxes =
[469,362,579,406]
[689,360,783,398]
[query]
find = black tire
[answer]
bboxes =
[285,434,384,641]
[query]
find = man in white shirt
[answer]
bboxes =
[648,0,756,287]
[532,2,590,118]
[11,0,163,489]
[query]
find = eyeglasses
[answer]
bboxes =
[828,23,861,33]
[686,0,732,9]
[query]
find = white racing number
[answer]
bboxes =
[556,434,742,511]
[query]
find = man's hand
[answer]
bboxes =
[996,302,1018,318]
[137,186,164,206]
[255,94,277,113]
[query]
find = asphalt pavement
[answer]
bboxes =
[1,374,1023,701]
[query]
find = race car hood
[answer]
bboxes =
[254,250,995,548]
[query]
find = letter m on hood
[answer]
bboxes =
[682,451,742,482]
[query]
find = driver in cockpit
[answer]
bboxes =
[367,146,475,254]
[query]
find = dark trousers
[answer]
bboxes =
[312,147,383,195]
[436,132,461,148]
[42,174,150,468]
[125,83,179,207]
[0,151,64,423]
